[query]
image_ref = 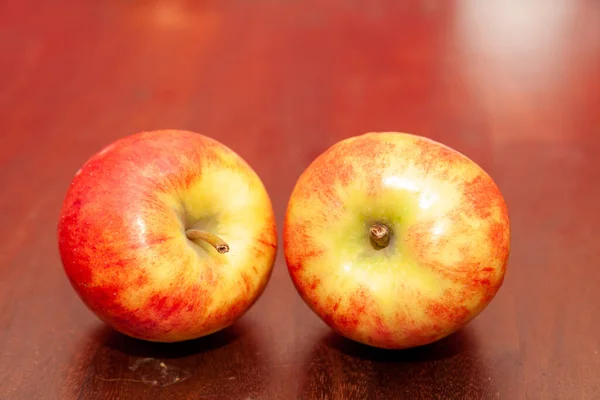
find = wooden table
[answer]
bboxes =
[1,1,599,399]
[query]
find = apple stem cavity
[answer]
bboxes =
[185,229,230,254]
[369,223,391,249]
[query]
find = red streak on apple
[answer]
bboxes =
[308,277,321,291]
[489,220,510,256]
[240,272,252,293]
[462,175,502,220]
[327,287,376,336]
[316,146,357,189]
[256,237,277,249]
[413,136,472,179]
[148,294,186,320]
[332,136,391,191]
[374,316,395,346]
[472,278,491,287]
[283,224,324,275]
[134,274,149,286]
[427,302,470,325]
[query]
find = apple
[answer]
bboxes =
[58,130,277,342]
[284,132,510,349]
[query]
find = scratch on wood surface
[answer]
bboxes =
[93,357,193,388]
[128,357,154,371]
[95,376,158,386]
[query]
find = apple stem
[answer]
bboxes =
[185,229,230,254]
[369,223,390,249]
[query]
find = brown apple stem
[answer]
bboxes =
[185,229,230,254]
[369,223,390,249]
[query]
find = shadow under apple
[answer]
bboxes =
[322,325,474,363]
[77,320,269,399]
[101,322,245,359]
[297,326,497,399]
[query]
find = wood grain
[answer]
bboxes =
[1,0,599,399]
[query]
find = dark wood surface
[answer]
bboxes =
[1,1,599,399]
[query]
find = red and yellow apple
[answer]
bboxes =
[58,130,277,342]
[284,132,510,349]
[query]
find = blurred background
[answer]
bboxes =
[1,1,599,399]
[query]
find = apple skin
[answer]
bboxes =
[58,130,277,342]
[284,132,510,349]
